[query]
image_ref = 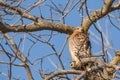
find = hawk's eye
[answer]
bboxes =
[75,27,84,33]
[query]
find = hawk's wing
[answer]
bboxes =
[70,31,91,59]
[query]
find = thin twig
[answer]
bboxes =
[85,0,106,62]
[59,35,69,57]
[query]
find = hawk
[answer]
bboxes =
[69,27,91,70]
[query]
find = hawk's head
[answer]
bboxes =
[75,27,84,33]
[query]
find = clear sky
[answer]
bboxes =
[0,0,120,80]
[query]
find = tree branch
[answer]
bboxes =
[0,1,119,34]
[45,70,84,80]
[0,21,74,34]
[2,33,33,80]
[107,51,120,72]
[45,56,120,80]
[0,1,74,34]
[82,0,119,32]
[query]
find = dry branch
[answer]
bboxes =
[0,1,74,34]
[0,0,120,80]
[107,51,120,73]
[0,21,74,34]
[0,1,119,34]
[45,56,120,80]
[2,32,33,80]
[82,0,120,32]
[45,70,84,80]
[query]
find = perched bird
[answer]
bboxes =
[69,27,91,70]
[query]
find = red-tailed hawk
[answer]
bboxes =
[69,27,91,70]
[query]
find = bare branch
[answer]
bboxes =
[2,32,33,80]
[0,1,74,34]
[82,0,119,32]
[107,51,120,73]
[45,70,84,80]
[3,33,26,61]
[0,21,74,34]
[45,56,120,79]
[0,0,120,79]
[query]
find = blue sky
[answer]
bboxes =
[0,0,120,80]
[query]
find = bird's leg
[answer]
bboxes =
[70,60,83,70]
